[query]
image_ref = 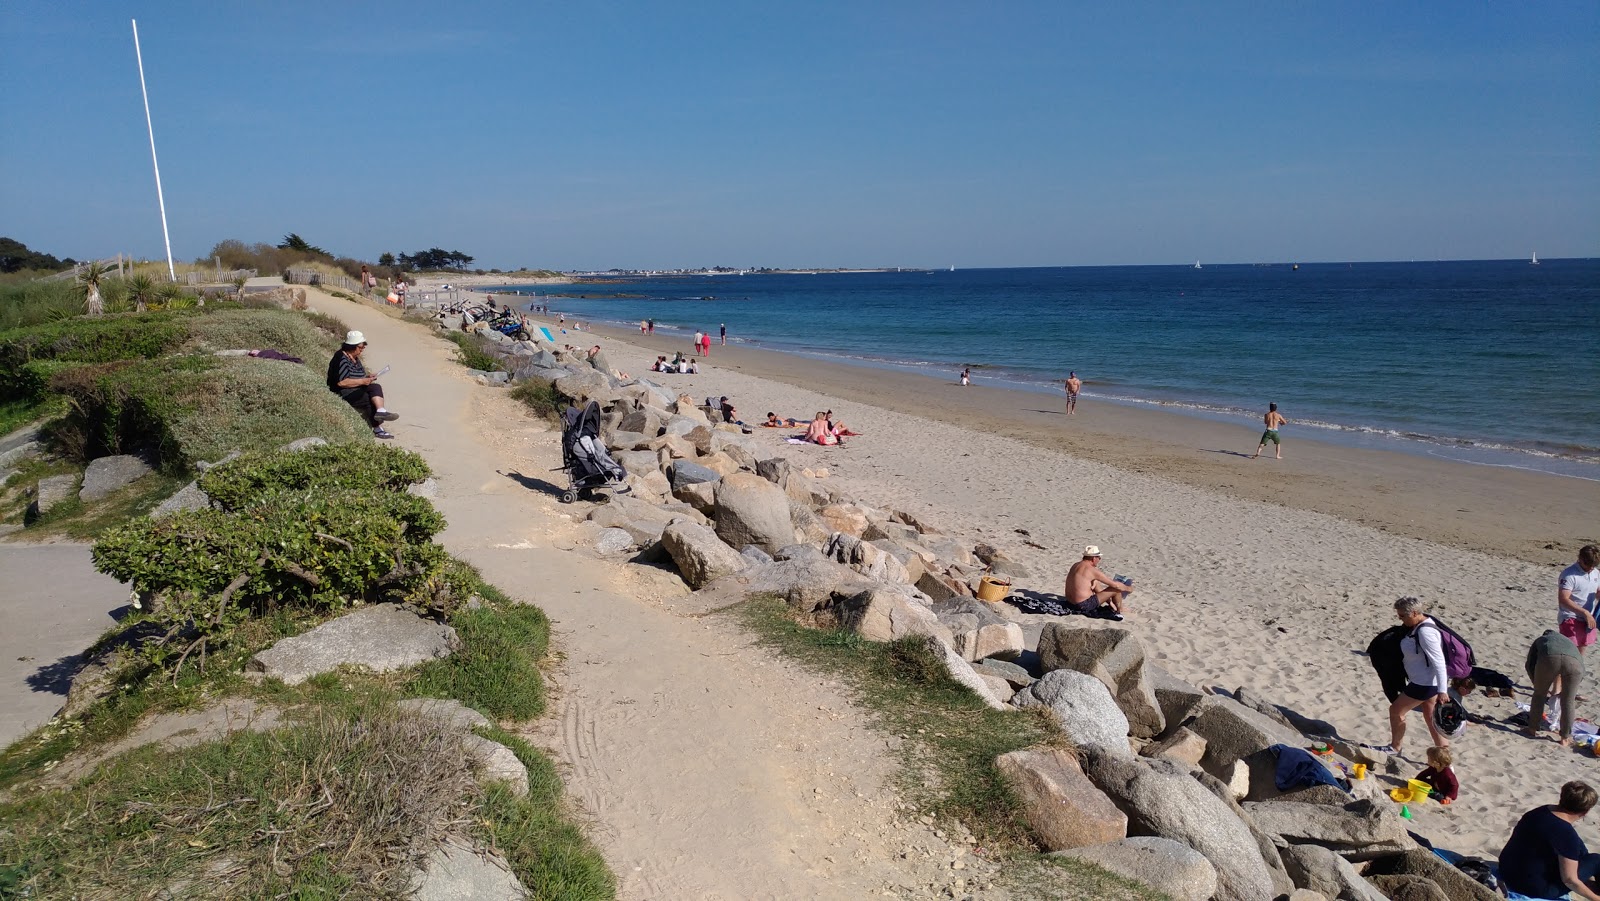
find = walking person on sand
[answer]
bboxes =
[719,323,727,346]
[693,330,704,356]
[1252,403,1287,459]
[960,367,970,386]
[1558,545,1599,655]
[1064,371,1082,414]
[1378,596,1452,757]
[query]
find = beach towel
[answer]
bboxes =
[1270,744,1347,793]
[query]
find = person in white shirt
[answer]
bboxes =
[1385,596,1451,756]
[1558,545,1600,655]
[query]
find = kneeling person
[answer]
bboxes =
[327,330,400,439]
[1064,546,1132,621]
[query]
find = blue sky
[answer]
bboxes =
[3,2,1596,270]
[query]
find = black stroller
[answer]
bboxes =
[557,401,628,503]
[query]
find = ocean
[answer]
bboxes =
[503,260,1600,479]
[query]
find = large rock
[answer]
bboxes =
[952,622,1025,663]
[972,658,1035,690]
[1080,750,1279,901]
[1010,669,1131,756]
[658,520,748,589]
[709,550,865,613]
[1362,850,1501,901]
[1149,666,1210,735]
[613,449,661,475]
[788,501,833,546]
[27,473,77,518]
[1242,799,1418,860]
[667,459,720,489]
[1189,695,1302,779]
[409,838,529,901]
[1367,875,1448,901]
[1141,727,1207,768]
[840,587,951,644]
[1051,837,1218,901]
[916,570,965,602]
[607,430,653,452]
[462,734,530,797]
[76,454,152,505]
[150,480,210,519]
[996,748,1127,852]
[712,472,797,554]
[1278,843,1390,901]
[919,635,1007,710]
[823,532,911,584]
[248,605,460,686]
[1037,623,1165,739]
[817,504,870,537]
[673,480,716,514]
[552,368,613,405]
[588,495,701,544]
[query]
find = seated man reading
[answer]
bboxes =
[326,330,400,439]
[1063,545,1132,621]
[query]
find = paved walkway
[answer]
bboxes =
[0,544,127,746]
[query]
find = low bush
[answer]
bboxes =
[0,314,192,400]
[199,443,430,510]
[510,377,563,422]
[92,488,468,670]
[45,355,371,468]
[182,308,340,363]
[447,331,506,372]
[0,278,81,330]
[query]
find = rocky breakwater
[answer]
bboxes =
[481,339,1496,901]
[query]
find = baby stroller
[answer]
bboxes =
[557,400,628,503]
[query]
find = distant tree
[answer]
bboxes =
[378,252,395,267]
[0,237,70,273]
[277,234,330,258]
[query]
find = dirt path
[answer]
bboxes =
[307,293,984,900]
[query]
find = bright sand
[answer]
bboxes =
[548,313,1600,858]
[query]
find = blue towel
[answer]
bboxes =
[1270,744,1346,793]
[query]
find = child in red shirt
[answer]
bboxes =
[1416,746,1459,803]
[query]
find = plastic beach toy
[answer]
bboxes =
[1351,763,1368,780]
[1389,787,1414,803]
[1406,779,1433,803]
[1399,804,1413,820]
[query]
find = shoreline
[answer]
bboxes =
[557,317,1595,569]
[504,309,1599,858]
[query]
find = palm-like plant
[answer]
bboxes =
[155,282,194,310]
[126,274,157,312]
[77,261,111,316]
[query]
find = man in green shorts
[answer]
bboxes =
[1252,403,1287,460]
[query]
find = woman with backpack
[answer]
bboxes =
[1382,596,1453,757]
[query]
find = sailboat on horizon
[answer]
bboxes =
[1193,260,1202,269]
[1530,252,1540,265]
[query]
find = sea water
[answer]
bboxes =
[506,260,1600,479]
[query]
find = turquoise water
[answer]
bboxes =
[504,260,1600,478]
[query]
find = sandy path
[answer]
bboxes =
[304,291,985,900]
[548,318,1600,861]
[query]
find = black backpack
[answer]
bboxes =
[1367,626,1410,702]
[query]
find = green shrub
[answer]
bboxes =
[510,377,562,421]
[92,486,465,669]
[447,332,506,372]
[45,355,370,468]
[200,443,431,510]
[0,314,192,400]
[0,279,82,330]
[182,308,339,363]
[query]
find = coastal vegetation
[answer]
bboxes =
[0,237,75,277]
[0,275,614,893]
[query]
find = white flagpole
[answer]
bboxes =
[132,19,176,280]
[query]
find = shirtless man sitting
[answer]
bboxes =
[1064,545,1133,621]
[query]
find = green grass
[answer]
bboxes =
[0,578,614,899]
[407,599,551,721]
[0,278,81,330]
[19,470,188,539]
[473,725,616,900]
[446,331,507,372]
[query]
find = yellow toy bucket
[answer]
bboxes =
[1389,787,1414,803]
[1406,779,1433,803]
[976,575,1012,603]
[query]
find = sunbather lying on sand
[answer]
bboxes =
[763,413,802,428]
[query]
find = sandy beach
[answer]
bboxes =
[523,311,1600,860]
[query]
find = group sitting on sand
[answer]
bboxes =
[652,354,698,374]
[803,411,857,446]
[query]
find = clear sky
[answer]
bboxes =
[3,2,1597,270]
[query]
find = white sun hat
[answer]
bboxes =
[344,330,366,345]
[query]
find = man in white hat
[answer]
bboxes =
[1063,545,1133,620]
[326,330,400,439]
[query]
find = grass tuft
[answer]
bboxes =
[509,377,563,422]
[407,601,551,721]
[446,332,506,373]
